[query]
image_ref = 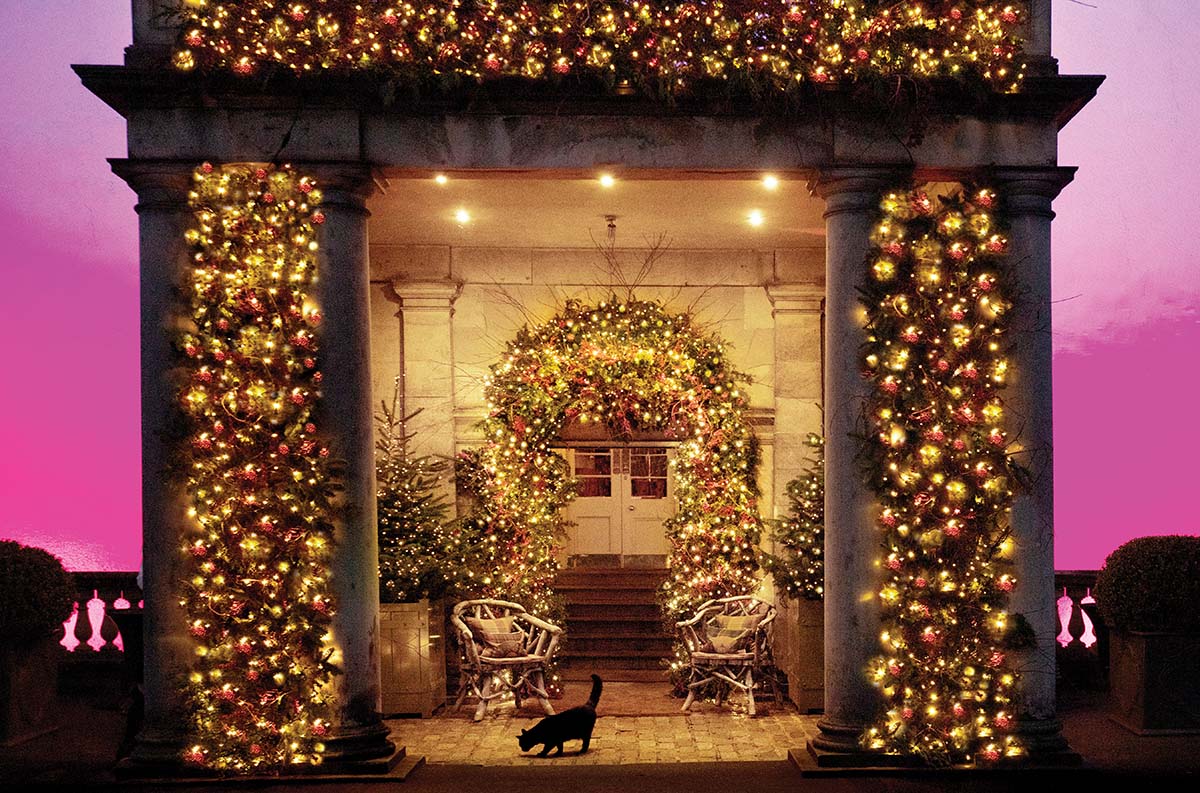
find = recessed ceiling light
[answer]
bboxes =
[762,174,779,190]
[598,173,616,188]
[747,210,765,227]
[434,174,448,185]
[454,208,471,225]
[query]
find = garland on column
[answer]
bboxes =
[179,163,337,771]
[457,297,762,676]
[861,185,1024,765]
[172,1,1026,94]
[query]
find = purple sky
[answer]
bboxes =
[0,2,1196,571]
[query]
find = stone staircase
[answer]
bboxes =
[555,567,673,683]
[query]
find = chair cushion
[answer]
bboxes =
[704,613,761,653]
[465,616,525,658]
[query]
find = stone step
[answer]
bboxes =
[556,568,668,590]
[565,635,674,654]
[559,588,663,604]
[566,602,662,621]
[566,618,673,637]
[559,648,668,670]
[558,665,667,683]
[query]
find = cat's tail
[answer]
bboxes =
[586,674,603,708]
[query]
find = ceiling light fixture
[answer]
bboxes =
[598,173,616,188]
[747,210,765,227]
[762,174,779,190]
[434,174,448,185]
[454,208,471,225]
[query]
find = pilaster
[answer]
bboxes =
[109,158,195,771]
[806,166,907,758]
[993,166,1076,758]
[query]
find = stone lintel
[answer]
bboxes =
[766,284,824,317]
[392,280,464,311]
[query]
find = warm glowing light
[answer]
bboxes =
[762,175,779,191]
[747,210,764,227]
[864,184,1021,765]
[598,173,616,188]
[454,208,471,224]
[175,1,1028,95]
[434,174,448,185]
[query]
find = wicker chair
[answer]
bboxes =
[451,598,563,721]
[676,595,777,716]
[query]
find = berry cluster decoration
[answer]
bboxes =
[178,163,336,771]
[457,297,762,672]
[764,432,824,600]
[173,1,1027,94]
[861,185,1023,765]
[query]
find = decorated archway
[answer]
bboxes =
[457,297,764,669]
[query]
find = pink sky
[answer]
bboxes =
[0,2,1195,572]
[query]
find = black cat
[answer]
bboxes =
[517,674,603,757]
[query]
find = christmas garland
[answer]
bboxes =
[173,1,1026,94]
[861,185,1023,765]
[179,163,336,771]
[458,297,762,670]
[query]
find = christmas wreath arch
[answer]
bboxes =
[457,297,763,656]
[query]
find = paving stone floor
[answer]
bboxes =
[386,683,820,766]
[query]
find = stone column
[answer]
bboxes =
[766,284,825,712]
[808,167,903,756]
[392,280,462,470]
[994,167,1075,757]
[1026,0,1057,76]
[110,160,196,770]
[306,165,395,764]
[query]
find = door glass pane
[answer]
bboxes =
[575,448,612,497]
[629,447,668,499]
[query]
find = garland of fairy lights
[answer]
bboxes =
[179,163,336,771]
[861,185,1022,765]
[458,297,762,674]
[173,1,1027,94]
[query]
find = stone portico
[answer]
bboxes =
[81,0,1099,773]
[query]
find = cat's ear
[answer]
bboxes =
[519,729,526,736]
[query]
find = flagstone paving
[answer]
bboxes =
[386,684,819,766]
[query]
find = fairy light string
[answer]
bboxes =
[179,163,336,771]
[173,1,1027,94]
[861,184,1023,765]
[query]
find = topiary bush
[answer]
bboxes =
[1095,535,1200,633]
[0,540,75,646]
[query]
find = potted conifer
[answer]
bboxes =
[763,433,825,712]
[1095,535,1200,734]
[375,392,465,717]
[0,541,74,745]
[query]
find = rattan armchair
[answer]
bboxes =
[676,595,777,716]
[451,598,563,721]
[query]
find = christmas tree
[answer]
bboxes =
[766,433,825,600]
[376,387,468,603]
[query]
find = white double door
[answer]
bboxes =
[560,445,675,558]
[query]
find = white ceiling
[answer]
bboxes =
[368,175,827,249]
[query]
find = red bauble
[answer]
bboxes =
[201,162,214,174]
[553,60,571,74]
[915,577,927,588]
[278,443,290,455]
[262,192,275,204]
[953,702,966,717]
[304,423,316,433]
[254,168,268,180]
[888,662,902,676]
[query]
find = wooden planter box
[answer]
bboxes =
[1109,630,1200,734]
[772,597,824,713]
[0,636,63,746]
[379,599,446,718]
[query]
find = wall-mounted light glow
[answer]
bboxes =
[747,210,765,227]
[762,175,779,191]
[454,208,472,225]
[434,174,448,185]
[598,173,616,188]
